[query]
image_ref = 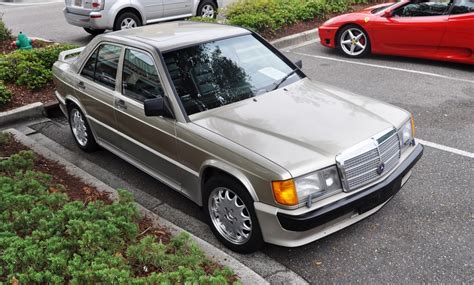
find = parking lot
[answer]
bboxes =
[19,36,473,283]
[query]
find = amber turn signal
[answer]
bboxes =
[272,179,298,206]
[411,116,416,138]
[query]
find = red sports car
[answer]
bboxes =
[318,0,474,64]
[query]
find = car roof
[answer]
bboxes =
[107,21,251,52]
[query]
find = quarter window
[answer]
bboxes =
[80,44,121,90]
[81,49,98,81]
[122,49,164,102]
[451,0,474,14]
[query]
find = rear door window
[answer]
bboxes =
[80,44,122,90]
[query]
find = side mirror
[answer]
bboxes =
[294,59,303,69]
[144,97,174,119]
[384,9,392,18]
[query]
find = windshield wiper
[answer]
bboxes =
[272,69,298,91]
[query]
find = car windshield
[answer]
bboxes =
[163,34,303,116]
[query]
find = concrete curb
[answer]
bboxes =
[271,28,319,49]
[0,102,45,126]
[6,128,269,285]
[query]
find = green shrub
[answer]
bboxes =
[224,0,353,34]
[0,81,12,105]
[0,44,78,89]
[16,61,52,90]
[0,132,10,145]
[0,14,12,41]
[0,152,237,284]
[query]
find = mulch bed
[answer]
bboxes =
[1,135,237,282]
[0,38,52,55]
[0,82,56,112]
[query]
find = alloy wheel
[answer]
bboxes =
[121,18,137,30]
[70,109,88,147]
[201,4,215,18]
[340,28,367,56]
[208,187,252,245]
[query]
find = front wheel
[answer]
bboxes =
[203,176,263,253]
[198,0,217,18]
[337,25,371,58]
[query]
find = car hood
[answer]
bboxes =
[192,78,409,177]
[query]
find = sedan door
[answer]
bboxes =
[438,0,474,61]
[371,0,450,58]
[113,47,182,189]
[74,43,122,143]
[162,0,193,18]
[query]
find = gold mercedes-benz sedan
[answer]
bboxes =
[53,21,423,253]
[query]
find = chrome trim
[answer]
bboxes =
[336,128,401,192]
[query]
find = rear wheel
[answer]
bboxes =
[68,105,98,152]
[83,28,105,35]
[113,12,142,31]
[198,0,217,18]
[337,25,371,58]
[203,176,263,253]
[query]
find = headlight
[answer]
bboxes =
[272,166,342,207]
[398,116,416,152]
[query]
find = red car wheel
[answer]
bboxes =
[337,25,371,58]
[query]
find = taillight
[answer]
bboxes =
[91,0,103,10]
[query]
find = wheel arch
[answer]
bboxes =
[64,96,100,139]
[65,95,87,118]
[114,6,144,26]
[335,23,371,48]
[200,161,259,204]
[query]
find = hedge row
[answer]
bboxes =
[193,0,386,35]
[0,44,77,91]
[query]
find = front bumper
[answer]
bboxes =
[254,143,423,247]
[63,8,111,30]
[318,26,338,48]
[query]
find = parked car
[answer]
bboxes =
[64,0,222,35]
[319,0,474,64]
[53,22,423,253]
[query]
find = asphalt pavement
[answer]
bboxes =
[2,3,473,282]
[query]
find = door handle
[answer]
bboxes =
[77,81,85,89]
[115,99,127,110]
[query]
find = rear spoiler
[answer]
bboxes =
[58,47,85,62]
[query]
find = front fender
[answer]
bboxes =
[199,159,259,202]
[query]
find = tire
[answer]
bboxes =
[68,105,99,152]
[83,28,105,35]
[197,0,217,18]
[337,24,371,58]
[113,11,142,31]
[203,175,264,253]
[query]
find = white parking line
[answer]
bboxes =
[418,139,474,159]
[291,51,474,84]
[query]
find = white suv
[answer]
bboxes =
[63,0,222,35]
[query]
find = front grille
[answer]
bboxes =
[337,129,401,192]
